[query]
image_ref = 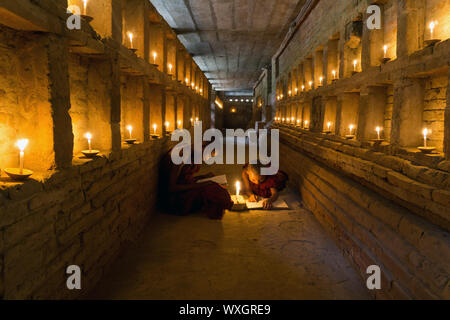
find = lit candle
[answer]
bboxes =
[236,181,241,203]
[153,52,157,64]
[297,119,300,126]
[190,118,193,125]
[319,76,323,86]
[128,32,133,49]
[83,0,88,15]
[327,122,332,131]
[309,81,312,89]
[304,120,309,128]
[353,60,357,72]
[281,94,283,99]
[177,120,182,128]
[291,117,295,123]
[288,90,292,96]
[349,124,354,135]
[423,128,429,148]
[282,118,285,122]
[195,117,199,122]
[429,21,436,39]
[383,45,388,58]
[295,88,298,94]
[185,78,189,85]
[127,125,133,139]
[332,70,336,79]
[165,121,170,131]
[168,63,172,74]
[200,88,203,94]
[85,132,92,152]
[16,139,29,174]
[376,126,381,140]
[153,124,157,135]
[301,85,305,91]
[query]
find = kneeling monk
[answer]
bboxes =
[242,163,288,209]
[159,148,233,219]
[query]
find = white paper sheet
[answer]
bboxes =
[245,198,289,210]
[197,174,228,185]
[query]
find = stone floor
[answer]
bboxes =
[88,156,372,300]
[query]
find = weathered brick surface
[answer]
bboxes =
[0,139,172,299]
[279,136,450,300]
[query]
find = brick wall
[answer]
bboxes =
[276,124,450,299]
[0,139,173,299]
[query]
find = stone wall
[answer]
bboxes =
[0,139,173,299]
[276,125,450,299]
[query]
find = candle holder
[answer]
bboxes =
[345,134,355,140]
[150,134,160,140]
[331,79,338,83]
[370,138,384,146]
[125,139,137,145]
[417,146,436,154]
[151,64,159,68]
[231,195,246,211]
[4,168,33,181]
[351,71,358,76]
[323,130,332,134]
[380,57,391,64]
[130,48,138,53]
[81,150,100,158]
[424,39,440,47]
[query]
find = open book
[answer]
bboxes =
[197,174,228,185]
[231,195,289,211]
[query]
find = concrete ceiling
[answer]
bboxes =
[149,0,307,92]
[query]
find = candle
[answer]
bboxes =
[288,90,292,96]
[236,181,241,203]
[353,60,357,71]
[200,88,203,94]
[376,126,381,140]
[423,128,429,147]
[282,118,285,122]
[309,81,312,89]
[297,119,300,125]
[153,52,157,64]
[429,21,436,39]
[332,70,336,79]
[349,124,354,135]
[291,117,295,123]
[127,125,133,139]
[295,88,298,94]
[16,139,29,174]
[301,85,305,91]
[185,78,189,85]
[165,121,170,131]
[383,45,388,58]
[177,120,182,128]
[85,132,92,152]
[153,124,157,135]
[195,117,199,122]
[327,122,332,131]
[304,120,308,128]
[128,32,133,49]
[168,63,172,74]
[319,76,323,86]
[83,0,87,15]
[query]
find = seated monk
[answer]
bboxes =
[159,147,233,220]
[241,163,288,209]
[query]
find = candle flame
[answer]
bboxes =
[17,139,29,151]
[423,128,429,136]
[165,121,169,128]
[128,32,133,42]
[236,181,240,196]
[84,132,92,140]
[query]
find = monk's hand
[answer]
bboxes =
[248,194,258,202]
[262,198,273,209]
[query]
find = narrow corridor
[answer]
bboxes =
[89,161,371,299]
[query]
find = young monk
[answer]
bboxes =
[241,163,288,209]
[159,146,233,220]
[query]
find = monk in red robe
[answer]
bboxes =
[159,147,233,220]
[241,163,288,209]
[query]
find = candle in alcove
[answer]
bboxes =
[327,122,332,131]
[235,181,241,203]
[423,128,429,148]
[332,70,336,79]
[376,126,382,140]
[383,45,388,59]
[165,121,170,131]
[177,120,182,128]
[168,63,173,74]
[85,132,92,152]
[200,88,203,94]
[319,76,323,86]
[429,21,436,39]
[195,117,199,122]
[128,32,133,49]
[353,60,357,72]
[304,120,309,128]
[309,81,313,89]
[349,124,354,135]
[127,125,133,139]
[295,88,298,95]
[83,0,88,15]
[301,85,305,91]
[185,78,189,85]
[153,124,157,135]
[16,139,28,174]
[152,52,157,64]
[288,90,292,96]
[291,117,295,123]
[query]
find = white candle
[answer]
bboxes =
[126,125,132,139]
[168,63,172,74]
[353,60,357,71]
[304,120,308,128]
[17,139,29,174]
[153,52,157,64]
[301,85,305,91]
[282,118,285,122]
[236,181,241,203]
[295,88,298,94]
[423,128,428,147]
[128,32,133,49]
[185,78,189,85]
[297,119,300,125]
[85,132,92,152]
[309,81,313,89]
[429,21,436,39]
[383,45,388,58]
[291,117,295,123]
[327,122,332,131]
[177,120,182,128]
[190,118,193,125]
[376,126,381,140]
[319,76,323,85]
[349,124,354,135]
[83,0,87,15]
[332,70,336,79]
[153,124,157,135]
[288,90,292,96]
